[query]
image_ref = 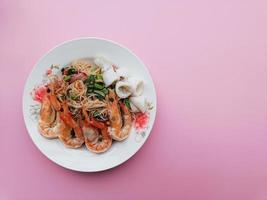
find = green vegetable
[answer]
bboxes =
[102,88,109,95]
[87,88,94,93]
[67,67,77,75]
[124,98,131,109]
[90,66,98,73]
[95,94,104,100]
[93,111,100,117]
[84,75,95,84]
[85,75,107,99]
[70,95,78,100]
[94,90,106,98]
[94,83,104,90]
[88,75,95,82]
[63,75,71,82]
[96,74,103,79]
[87,84,94,89]
[95,74,103,83]
[84,75,97,95]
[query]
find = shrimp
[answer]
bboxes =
[38,95,60,138]
[107,90,122,139]
[47,82,61,111]
[58,102,84,148]
[107,90,132,141]
[81,108,112,153]
[117,102,132,140]
[83,126,112,153]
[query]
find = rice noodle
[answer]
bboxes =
[71,60,92,75]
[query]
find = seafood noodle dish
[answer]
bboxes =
[32,57,152,153]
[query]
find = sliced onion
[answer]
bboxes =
[70,73,87,83]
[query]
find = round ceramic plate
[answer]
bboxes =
[22,38,157,172]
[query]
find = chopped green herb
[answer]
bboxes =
[87,84,94,89]
[96,74,103,79]
[63,75,71,82]
[94,83,104,90]
[67,67,77,75]
[95,74,103,83]
[87,88,94,93]
[84,75,95,85]
[124,98,131,109]
[93,111,100,117]
[94,90,106,98]
[95,94,104,100]
[88,75,95,81]
[70,95,78,100]
[102,88,109,95]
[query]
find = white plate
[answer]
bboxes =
[23,37,157,172]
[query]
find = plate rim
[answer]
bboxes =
[22,37,157,172]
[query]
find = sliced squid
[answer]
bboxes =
[129,95,148,113]
[128,77,144,96]
[115,81,132,98]
[102,68,118,87]
[129,102,139,112]
[94,57,112,72]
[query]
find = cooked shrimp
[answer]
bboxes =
[116,102,132,140]
[47,82,61,111]
[83,126,112,153]
[58,102,84,148]
[38,95,59,138]
[58,119,84,148]
[107,90,132,141]
[107,90,122,139]
[81,108,112,153]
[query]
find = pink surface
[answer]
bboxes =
[1,0,267,199]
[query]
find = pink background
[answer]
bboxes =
[1,0,267,199]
